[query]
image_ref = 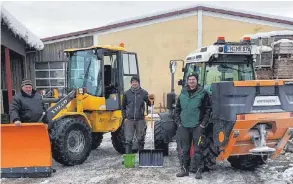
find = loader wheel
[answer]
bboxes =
[51,116,92,166]
[111,120,146,154]
[91,133,103,150]
[227,155,268,171]
[154,120,169,156]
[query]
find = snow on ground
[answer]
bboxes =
[2,123,293,184]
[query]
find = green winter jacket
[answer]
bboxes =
[175,86,211,128]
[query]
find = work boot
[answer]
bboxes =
[195,168,202,179]
[176,166,189,177]
[125,144,132,154]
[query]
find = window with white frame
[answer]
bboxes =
[35,61,66,96]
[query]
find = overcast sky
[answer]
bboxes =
[2,1,293,39]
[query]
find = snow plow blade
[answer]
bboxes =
[0,123,53,178]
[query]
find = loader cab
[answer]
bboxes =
[65,45,139,110]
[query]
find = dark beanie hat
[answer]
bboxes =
[188,72,199,81]
[21,79,32,87]
[130,76,140,83]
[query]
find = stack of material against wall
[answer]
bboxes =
[256,57,293,79]
[255,68,274,79]
[273,58,293,79]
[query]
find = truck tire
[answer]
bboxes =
[154,120,169,156]
[227,155,268,170]
[201,136,218,170]
[50,116,92,166]
[111,121,146,154]
[91,133,103,150]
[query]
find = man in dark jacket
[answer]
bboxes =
[175,72,211,179]
[9,79,48,126]
[121,76,154,154]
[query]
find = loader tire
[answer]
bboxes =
[111,121,146,154]
[154,120,169,156]
[51,116,92,166]
[111,125,127,154]
[227,155,268,171]
[91,133,103,150]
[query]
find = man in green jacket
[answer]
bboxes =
[175,72,211,179]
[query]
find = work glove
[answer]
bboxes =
[148,94,155,105]
[197,135,206,149]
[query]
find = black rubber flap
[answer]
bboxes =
[138,149,164,167]
[1,167,53,178]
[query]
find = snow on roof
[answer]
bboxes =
[1,6,44,50]
[242,30,293,39]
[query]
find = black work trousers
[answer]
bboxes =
[178,125,203,171]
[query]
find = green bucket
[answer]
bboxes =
[123,154,136,168]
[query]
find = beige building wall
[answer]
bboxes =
[202,16,292,46]
[98,14,293,110]
[98,16,198,109]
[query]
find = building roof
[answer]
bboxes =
[41,3,293,42]
[1,6,44,50]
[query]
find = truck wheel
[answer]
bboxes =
[227,155,268,170]
[201,136,218,170]
[50,116,92,166]
[91,133,103,150]
[154,120,169,156]
[111,121,146,154]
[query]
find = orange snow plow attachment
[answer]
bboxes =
[1,123,53,178]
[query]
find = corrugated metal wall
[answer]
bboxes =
[25,51,37,87]
[36,36,94,62]
[25,35,93,89]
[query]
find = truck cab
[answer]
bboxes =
[180,36,259,93]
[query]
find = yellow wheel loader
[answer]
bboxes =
[1,44,146,178]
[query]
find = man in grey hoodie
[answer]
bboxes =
[122,76,155,154]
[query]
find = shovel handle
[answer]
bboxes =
[150,99,154,128]
[38,112,46,122]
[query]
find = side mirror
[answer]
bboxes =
[178,79,183,86]
[96,49,104,60]
[170,60,177,74]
